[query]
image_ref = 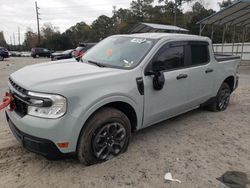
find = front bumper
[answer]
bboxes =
[6,112,74,160]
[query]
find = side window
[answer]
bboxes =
[153,45,185,71]
[190,44,209,65]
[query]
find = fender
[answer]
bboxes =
[72,94,143,143]
[213,70,236,96]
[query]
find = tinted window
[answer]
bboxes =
[190,44,209,65]
[153,45,185,71]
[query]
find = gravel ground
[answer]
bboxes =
[0,57,250,188]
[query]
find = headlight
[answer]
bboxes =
[27,91,67,119]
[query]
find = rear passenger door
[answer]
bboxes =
[186,41,215,105]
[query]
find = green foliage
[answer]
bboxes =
[21,0,247,51]
[23,28,38,50]
[219,0,234,10]
[91,15,116,41]
[130,0,154,21]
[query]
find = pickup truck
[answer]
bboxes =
[5,33,240,165]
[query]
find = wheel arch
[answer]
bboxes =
[223,75,235,92]
[75,97,140,152]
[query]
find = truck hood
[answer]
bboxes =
[10,59,122,92]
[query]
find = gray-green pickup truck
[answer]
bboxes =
[5,33,240,165]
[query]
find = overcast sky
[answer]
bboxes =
[0,0,223,44]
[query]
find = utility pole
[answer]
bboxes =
[35,1,41,46]
[174,0,177,26]
[18,27,21,51]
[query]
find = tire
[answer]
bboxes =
[0,55,4,61]
[207,83,231,112]
[77,107,131,165]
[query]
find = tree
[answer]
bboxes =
[91,15,116,41]
[64,22,92,46]
[41,23,60,41]
[219,0,234,9]
[159,0,193,25]
[0,31,7,47]
[112,8,137,34]
[186,2,215,39]
[23,28,38,50]
[130,0,154,21]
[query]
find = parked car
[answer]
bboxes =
[51,49,74,61]
[0,47,9,61]
[9,51,21,57]
[5,33,240,165]
[31,48,52,58]
[72,43,96,61]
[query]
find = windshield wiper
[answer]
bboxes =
[87,60,106,67]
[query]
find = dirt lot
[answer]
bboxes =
[0,57,250,188]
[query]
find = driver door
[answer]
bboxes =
[143,42,193,128]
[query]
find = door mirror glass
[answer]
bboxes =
[153,71,165,90]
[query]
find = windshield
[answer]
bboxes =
[81,36,156,69]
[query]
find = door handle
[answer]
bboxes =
[176,74,188,80]
[205,68,214,73]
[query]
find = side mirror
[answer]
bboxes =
[145,70,165,91]
[153,71,165,90]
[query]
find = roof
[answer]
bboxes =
[130,22,189,33]
[122,32,209,41]
[197,0,250,27]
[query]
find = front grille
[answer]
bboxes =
[9,78,28,117]
[14,97,28,117]
[9,78,28,94]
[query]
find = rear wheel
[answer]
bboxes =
[208,83,231,112]
[77,107,131,165]
[0,55,4,61]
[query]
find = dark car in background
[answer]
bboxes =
[51,49,74,61]
[31,48,52,58]
[0,47,9,61]
[72,43,96,61]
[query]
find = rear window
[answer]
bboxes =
[190,44,209,65]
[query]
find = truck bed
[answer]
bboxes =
[215,53,240,62]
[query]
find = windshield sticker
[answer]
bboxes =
[106,48,113,56]
[123,59,134,67]
[130,38,147,44]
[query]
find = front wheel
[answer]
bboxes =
[77,107,131,165]
[208,83,231,112]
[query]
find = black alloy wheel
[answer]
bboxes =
[92,122,127,160]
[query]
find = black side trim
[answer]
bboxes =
[136,77,144,95]
[6,112,74,160]
[200,97,217,107]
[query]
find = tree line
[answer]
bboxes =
[1,0,249,51]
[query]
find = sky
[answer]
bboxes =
[0,0,223,45]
